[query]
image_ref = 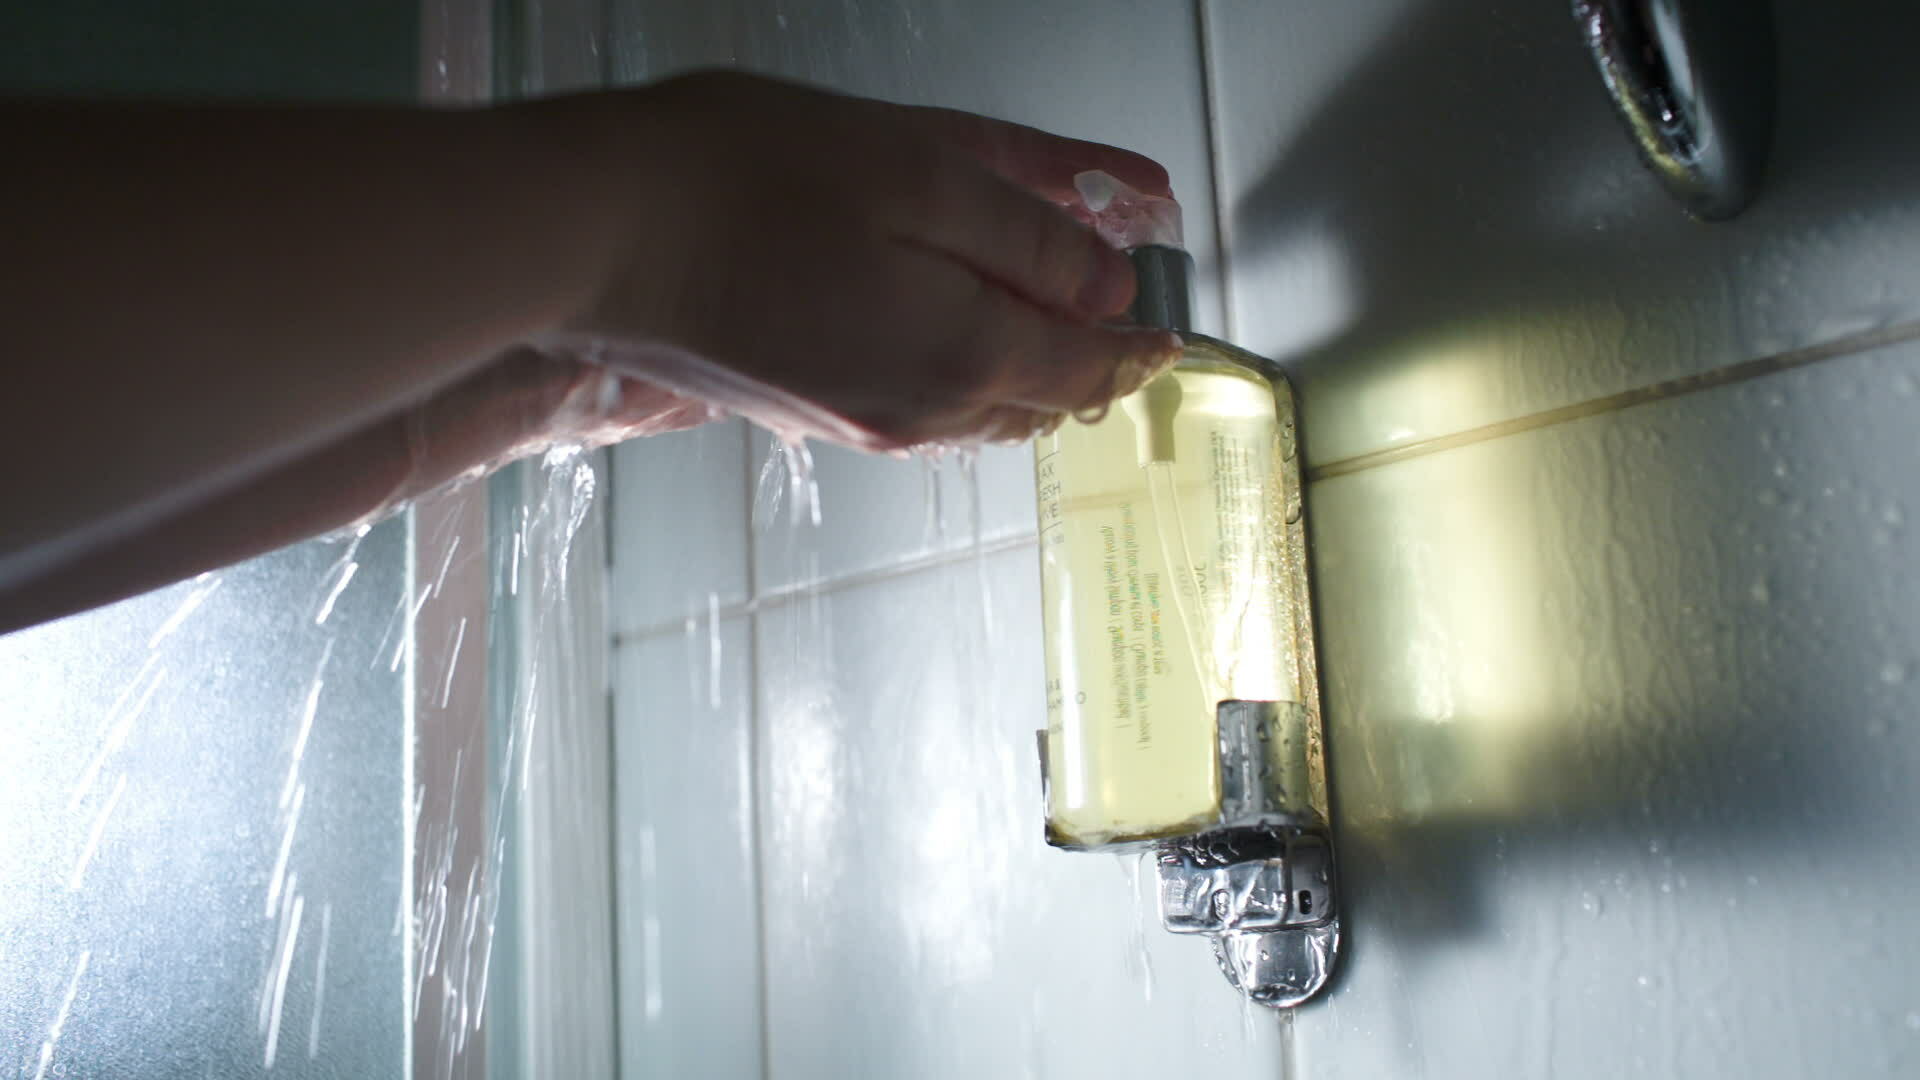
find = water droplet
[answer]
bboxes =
[1880,661,1908,685]
[1748,580,1771,605]
[1579,891,1604,918]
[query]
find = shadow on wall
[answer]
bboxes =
[1233,0,1920,421]
[1226,0,1920,982]
[1307,348,1920,974]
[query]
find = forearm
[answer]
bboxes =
[0,97,629,588]
[0,347,647,634]
[0,402,420,636]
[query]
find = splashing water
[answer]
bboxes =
[958,449,997,642]
[707,591,724,709]
[754,436,823,534]
[67,655,163,811]
[5,398,1298,1078]
[262,888,306,1068]
[148,571,222,649]
[68,774,127,891]
[308,902,333,1061]
[415,444,607,1075]
[31,950,90,1080]
[18,441,606,1075]
[312,525,369,626]
[1125,852,1157,1002]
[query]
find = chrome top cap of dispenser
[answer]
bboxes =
[1126,245,1195,334]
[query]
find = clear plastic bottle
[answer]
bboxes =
[1034,247,1322,850]
[1033,186,1339,1009]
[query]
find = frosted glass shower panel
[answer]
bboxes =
[0,527,407,1077]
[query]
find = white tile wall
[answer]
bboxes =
[1208,0,1920,466]
[609,420,752,633]
[1202,2,1920,1075]
[747,435,1035,594]
[1295,344,1920,1079]
[612,617,763,1079]
[753,548,1286,1078]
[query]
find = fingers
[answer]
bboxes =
[906,105,1173,203]
[819,246,1181,448]
[954,280,1182,418]
[904,161,1140,322]
[971,405,1065,446]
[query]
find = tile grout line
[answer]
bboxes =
[744,591,773,1080]
[594,450,625,1080]
[1193,0,1239,344]
[1305,319,1920,483]
[612,531,1040,647]
[739,423,774,1080]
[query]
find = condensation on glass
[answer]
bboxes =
[0,528,408,1076]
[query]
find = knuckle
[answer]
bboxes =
[1027,217,1090,299]
[935,337,998,406]
[949,293,1028,403]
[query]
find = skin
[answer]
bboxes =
[0,70,1181,634]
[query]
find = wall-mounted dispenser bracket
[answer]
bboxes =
[1037,700,1342,1008]
[1156,700,1340,1007]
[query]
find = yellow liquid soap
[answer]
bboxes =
[1035,340,1311,849]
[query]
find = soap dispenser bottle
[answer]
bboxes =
[1033,243,1340,1007]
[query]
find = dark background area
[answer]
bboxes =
[0,0,416,101]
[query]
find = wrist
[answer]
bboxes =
[487,91,661,340]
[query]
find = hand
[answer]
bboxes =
[393,348,718,502]
[537,71,1184,451]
